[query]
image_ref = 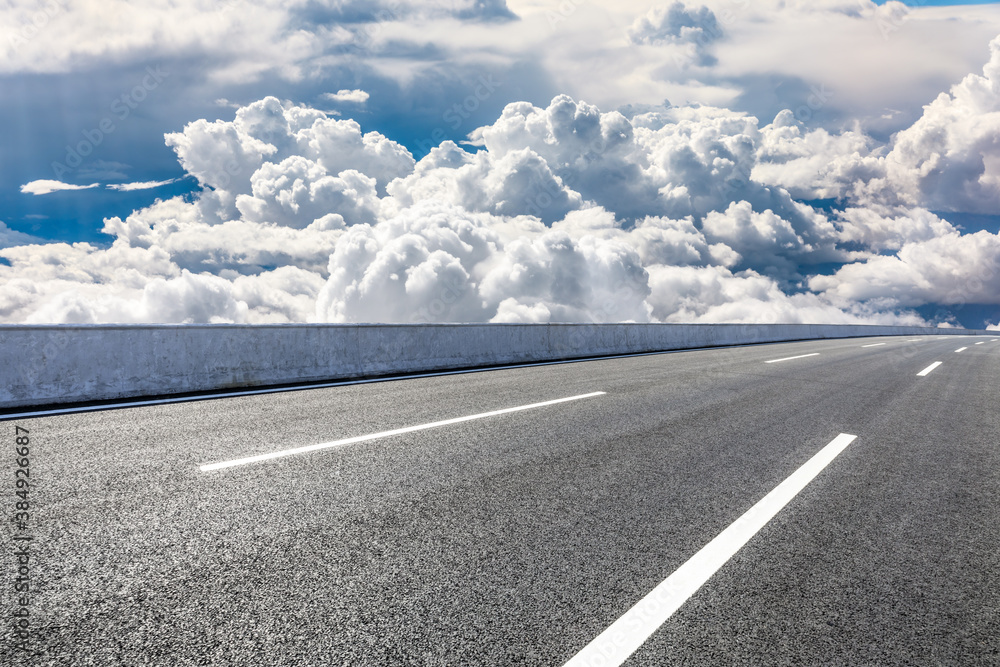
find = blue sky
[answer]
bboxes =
[880,1,999,4]
[3,0,1000,328]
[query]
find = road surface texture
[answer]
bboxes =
[3,335,999,665]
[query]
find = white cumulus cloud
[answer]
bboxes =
[323,89,370,105]
[879,35,1000,214]
[627,2,722,67]
[9,37,1000,329]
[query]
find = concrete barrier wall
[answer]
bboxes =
[0,323,990,410]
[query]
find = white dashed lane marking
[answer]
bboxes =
[765,353,820,364]
[918,362,943,377]
[562,434,859,667]
[200,391,607,471]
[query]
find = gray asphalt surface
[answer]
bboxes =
[2,335,999,666]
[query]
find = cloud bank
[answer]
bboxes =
[3,25,1000,327]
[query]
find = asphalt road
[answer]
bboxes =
[3,335,999,666]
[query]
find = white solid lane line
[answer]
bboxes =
[764,353,820,364]
[918,362,943,377]
[861,343,886,348]
[562,433,858,667]
[956,347,968,353]
[200,391,606,471]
